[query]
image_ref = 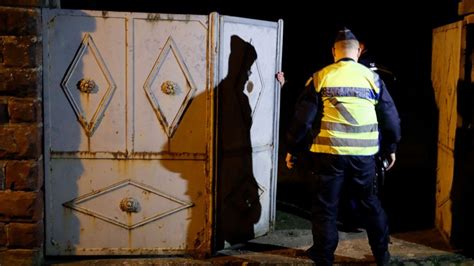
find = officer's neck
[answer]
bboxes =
[335,57,357,63]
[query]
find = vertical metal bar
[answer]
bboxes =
[269,18,284,230]
[209,11,219,254]
[41,7,54,252]
[125,13,133,154]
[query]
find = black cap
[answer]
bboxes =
[335,27,358,43]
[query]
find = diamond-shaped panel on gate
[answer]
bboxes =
[63,179,194,230]
[61,33,117,137]
[143,36,197,138]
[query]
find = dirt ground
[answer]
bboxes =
[46,209,474,265]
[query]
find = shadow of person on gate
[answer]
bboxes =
[215,35,262,250]
[158,34,263,256]
[43,10,98,257]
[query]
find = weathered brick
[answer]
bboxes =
[0,160,5,190]
[7,221,43,248]
[0,191,43,222]
[0,7,40,35]
[0,97,7,123]
[0,249,42,266]
[0,222,6,246]
[8,98,41,123]
[6,159,42,191]
[2,36,41,68]
[0,125,41,159]
[0,68,41,97]
[0,126,16,158]
[0,36,4,64]
[0,0,44,7]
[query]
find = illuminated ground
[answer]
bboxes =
[46,210,473,265]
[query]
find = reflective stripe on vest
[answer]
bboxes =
[310,60,381,155]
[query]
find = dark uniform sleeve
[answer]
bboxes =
[286,79,319,155]
[375,76,401,155]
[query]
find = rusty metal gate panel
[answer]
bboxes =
[216,15,283,239]
[43,9,214,255]
[431,21,463,238]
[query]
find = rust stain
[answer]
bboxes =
[47,16,57,28]
[142,190,150,200]
[165,14,175,22]
[65,240,74,253]
[131,151,206,160]
[129,152,153,160]
[80,151,97,157]
[128,212,133,247]
[112,150,128,159]
[51,150,207,160]
[194,237,201,249]
[147,13,161,21]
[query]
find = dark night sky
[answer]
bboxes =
[61,0,460,109]
[61,0,460,83]
[62,0,461,231]
[61,0,461,124]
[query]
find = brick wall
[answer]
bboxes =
[0,1,44,265]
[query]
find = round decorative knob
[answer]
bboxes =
[77,78,97,93]
[161,80,177,95]
[120,197,140,213]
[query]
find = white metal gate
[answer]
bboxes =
[43,9,213,255]
[43,9,282,256]
[216,15,283,244]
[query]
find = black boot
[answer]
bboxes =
[375,250,390,266]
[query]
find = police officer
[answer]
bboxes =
[285,28,401,265]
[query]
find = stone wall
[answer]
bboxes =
[0,1,45,265]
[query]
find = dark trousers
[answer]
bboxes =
[308,153,389,265]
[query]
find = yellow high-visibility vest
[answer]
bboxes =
[310,60,381,155]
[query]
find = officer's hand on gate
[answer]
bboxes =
[276,72,285,87]
[285,153,294,169]
[385,153,396,171]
